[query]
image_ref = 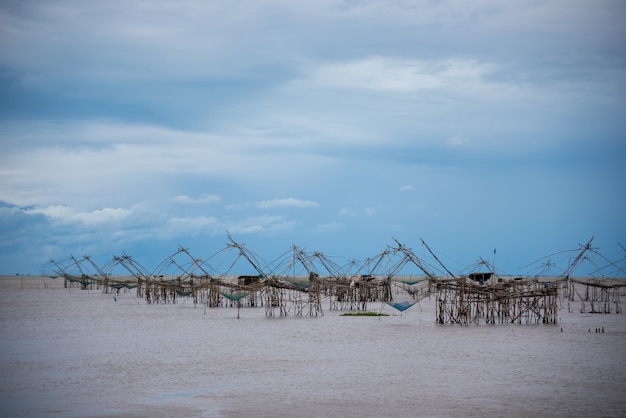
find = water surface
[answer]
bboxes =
[1,277,625,417]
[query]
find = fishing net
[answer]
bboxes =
[386,300,418,312]
[221,291,249,302]
[385,283,421,313]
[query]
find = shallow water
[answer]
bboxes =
[1,277,625,417]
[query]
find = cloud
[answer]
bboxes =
[170,194,222,204]
[297,57,510,97]
[0,120,337,208]
[225,202,252,210]
[447,134,469,146]
[338,207,377,218]
[2,1,622,106]
[162,214,296,238]
[338,208,356,217]
[313,222,345,234]
[228,215,296,236]
[165,215,221,237]
[255,198,319,209]
[25,205,132,226]
[400,185,414,191]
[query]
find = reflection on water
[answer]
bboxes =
[1,277,625,417]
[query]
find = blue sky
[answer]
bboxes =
[1,1,625,277]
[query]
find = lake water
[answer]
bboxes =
[1,277,625,417]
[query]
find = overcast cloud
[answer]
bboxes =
[1,0,624,275]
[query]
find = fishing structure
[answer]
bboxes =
[562,238,625,314]
[41,236,626,323]
[434,275,560,325]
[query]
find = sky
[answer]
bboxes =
[1,1,625,277]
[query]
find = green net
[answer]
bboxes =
[221,291,249,301]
